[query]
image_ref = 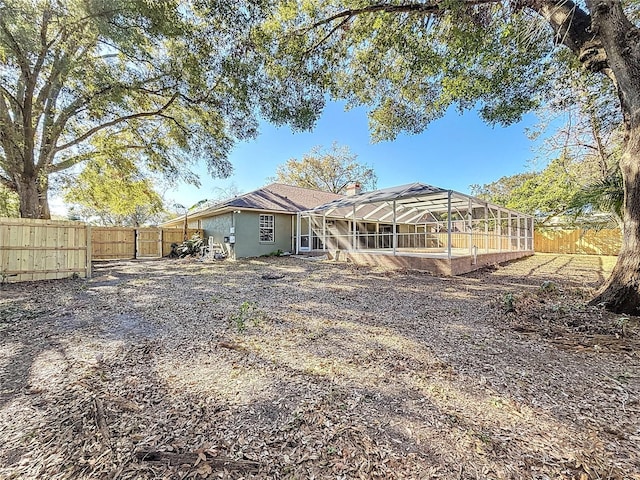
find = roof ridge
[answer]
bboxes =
[267,182,345,196]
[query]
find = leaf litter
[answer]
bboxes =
[0,253,638,479]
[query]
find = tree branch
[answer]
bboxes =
[0,173,15,190]
[298,0,610,76]
[53,93,179,153]
[0,17,29,77]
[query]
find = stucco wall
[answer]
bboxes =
[200,213,233,257]
[234,211,294,258]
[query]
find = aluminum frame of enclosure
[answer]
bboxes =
[296,183,534,259]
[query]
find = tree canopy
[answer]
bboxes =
[471,157,621,225]
[0,185,19,217]
[63,158,165,226]
[273,143,377,194]
[0,0,312,219]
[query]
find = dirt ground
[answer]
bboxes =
[0,253,638,479]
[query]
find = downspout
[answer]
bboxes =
[230,211,237,260]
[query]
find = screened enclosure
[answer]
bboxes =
[296,183,534,260]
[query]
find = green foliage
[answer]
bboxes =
[569,168,623,224]
[471,172,538,209]
[229,301,263,332]
[260,1,557,141]
[273,143,377,193]
[262,249,284,257]
[503,293,516,313]
[0,185,19,217]
[472,156,622,225]
[0,0,300,217]
[63,158,164,226]
[472,158,580,220]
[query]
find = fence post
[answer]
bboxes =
[86,224,92,278]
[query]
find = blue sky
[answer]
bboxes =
[164,100,543,210]
[49,99,544,215]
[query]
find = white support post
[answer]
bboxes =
[507,211,512,251]
[296,212,301,254]
[484,204,489,253]
[468,197,473,256]
[511,213,515,251]
[517,214,522,251]
[531,217,535,251]
[497,209,502,252]
[323,214,327,251]
[392,200,397,255]
[352,204,357,251]
[447,191,452,259]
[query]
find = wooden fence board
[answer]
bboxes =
[0,217,89,282]
[91,227,136,259]
[137,228,163,258]
[1,221,206,283]
[534,228,621,255]
[91,227,202,259]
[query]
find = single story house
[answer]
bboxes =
[162,183,343,259]
[165,181,533,274]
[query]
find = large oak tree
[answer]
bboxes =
[260,0,640,314]
[0,0,311,220]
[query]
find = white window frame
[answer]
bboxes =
[259,214,275,243]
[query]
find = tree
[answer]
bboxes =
[471,156,620,225]
[260,0,640,314]
[273,143,377,193]
[471,172,538,211]
[0,0,280,219]
[63,158,165,226]
[472,158,581,223]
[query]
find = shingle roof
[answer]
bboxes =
[223,183,344,212]
[186,183,344,219]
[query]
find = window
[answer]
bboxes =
[259,214,275,242]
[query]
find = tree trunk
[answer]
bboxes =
[585,0,640,314]
[590,129,640,314]
[16,175,50,219]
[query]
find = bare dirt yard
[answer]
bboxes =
[0,253,638,479]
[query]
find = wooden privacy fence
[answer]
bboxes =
[0,217,90,282]
[91,227,135,260]
[1,217,204,283]
[534,228,621,255]
[92,227,202,259]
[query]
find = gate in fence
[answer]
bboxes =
[1,218,203,283]
[92,227,202,260]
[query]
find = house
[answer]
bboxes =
[162,183,343,259]
[165,181,534,274]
